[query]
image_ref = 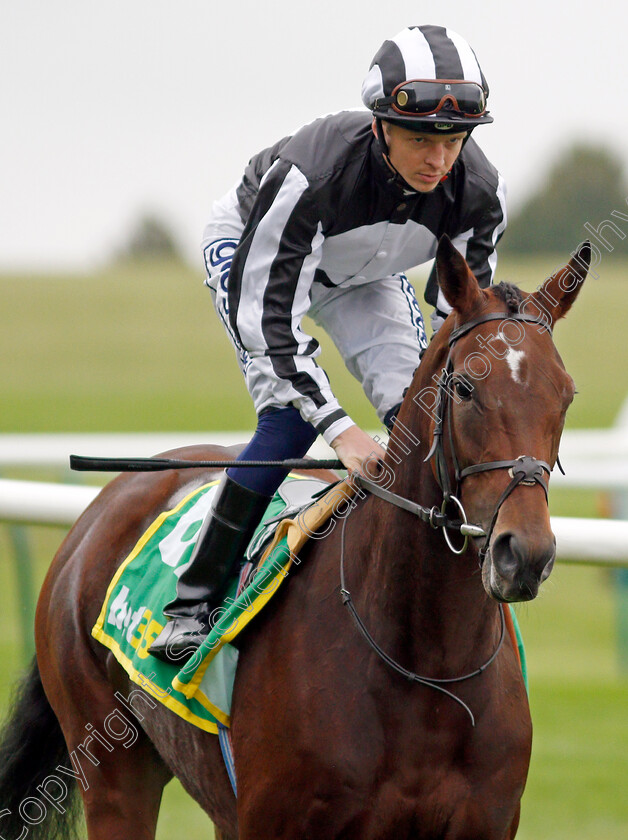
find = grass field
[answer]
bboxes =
[1,251,627,433]
[0,253,627,837]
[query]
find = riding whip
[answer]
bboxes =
[70,455,345,472]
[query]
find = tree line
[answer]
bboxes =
[501,144,628,254]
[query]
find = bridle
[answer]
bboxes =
[423,311,555,556]
[340,311,558,723]
[354,312,556,554]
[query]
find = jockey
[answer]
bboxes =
[150,25,506,663]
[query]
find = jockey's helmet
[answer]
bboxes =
[362,26,493,133]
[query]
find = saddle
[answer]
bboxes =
[245,476,332,564]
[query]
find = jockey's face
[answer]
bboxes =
[376,121,467,192]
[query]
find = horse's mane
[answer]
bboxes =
[491,281,524,313]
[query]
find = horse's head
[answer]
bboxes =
[401,236,590,602]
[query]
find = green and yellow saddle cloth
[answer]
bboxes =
[93,475,527,734]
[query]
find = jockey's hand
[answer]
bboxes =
[330,425,386,476]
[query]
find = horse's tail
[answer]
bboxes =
[0,657,81,840]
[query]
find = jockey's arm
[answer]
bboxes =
[227,163,357,447]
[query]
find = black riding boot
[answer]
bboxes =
[149,474,272,664]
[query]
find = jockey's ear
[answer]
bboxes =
[435,235,482,317]
[530,241,591,326]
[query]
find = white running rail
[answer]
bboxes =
[0,477,626,566]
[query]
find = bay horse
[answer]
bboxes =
[0,237,589,840]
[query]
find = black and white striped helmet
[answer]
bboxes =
[362,26,493,132]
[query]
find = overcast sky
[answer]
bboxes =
[3,0,627,270]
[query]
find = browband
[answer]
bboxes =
[448,312,552,346]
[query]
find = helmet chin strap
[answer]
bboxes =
[375,118,419,193]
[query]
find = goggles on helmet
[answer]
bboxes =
[373,79,487,119]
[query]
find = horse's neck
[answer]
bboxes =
[347,387,497,672]
[349,497,495,677]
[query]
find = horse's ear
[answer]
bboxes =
[531,241,591,325]
[435,235,482,316]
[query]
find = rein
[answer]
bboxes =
[339,513,505,727]
[338,311,556,725]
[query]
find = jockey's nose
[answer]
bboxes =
[424,142,446,168]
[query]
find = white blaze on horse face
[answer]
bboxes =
[505,347,526,385]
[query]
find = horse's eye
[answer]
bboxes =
[453,378,474,400]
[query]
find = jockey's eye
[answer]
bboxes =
[453,377,474,400]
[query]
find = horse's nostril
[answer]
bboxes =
[491,532,523,578]
[487,531,556,602]
[540,555,555,582]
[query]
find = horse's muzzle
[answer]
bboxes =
[481,530,556,602]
